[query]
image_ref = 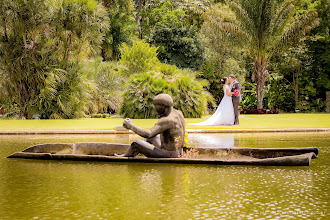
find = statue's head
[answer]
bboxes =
[153,94,173,116]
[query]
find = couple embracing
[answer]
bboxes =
[190,74,241,126]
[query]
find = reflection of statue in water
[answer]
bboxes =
[119,94,185,158]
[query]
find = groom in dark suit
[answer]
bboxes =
[229,74,241,125]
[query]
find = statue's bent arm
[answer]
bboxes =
[130,120,171,139]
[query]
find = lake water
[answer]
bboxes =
[0,133,329,219]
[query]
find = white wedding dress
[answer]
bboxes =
[190,85,235,125]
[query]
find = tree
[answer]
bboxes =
[277,44,311,110]
[208,0,319,108]
[306,0,330,106]
[133,0,147,39]
[102,0,136,61]
[169,0,213,29]
[81,58,127,113]
[149,26,205,69]
[201,3,247,103]
[52,0,109,63]
[120,40,159,75]
[145,2,205,69]
[0,0,109,118]
[0,0,55,118]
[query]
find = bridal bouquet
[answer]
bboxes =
[233,89,240,97]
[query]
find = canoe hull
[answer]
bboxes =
[7,142,318,166]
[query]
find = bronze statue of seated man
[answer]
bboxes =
[118,94,185,158]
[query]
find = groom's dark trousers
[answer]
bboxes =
[233,101,239,125]
[231,80,241,125]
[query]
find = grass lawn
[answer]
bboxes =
[0,113,329,131]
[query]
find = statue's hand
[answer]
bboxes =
[123,118,133,129]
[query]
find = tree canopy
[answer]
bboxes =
[0,0,327,119]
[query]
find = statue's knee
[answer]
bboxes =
[131,140,143,149]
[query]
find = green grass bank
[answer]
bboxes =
[0,114,329,131]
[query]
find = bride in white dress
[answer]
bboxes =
[189,77,235,125]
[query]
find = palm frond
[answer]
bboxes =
[265,0,294,49]
[228,1,257,38]
[274,9,319,58]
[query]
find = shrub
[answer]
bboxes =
[80,58,126,114]
[120,40,159,75]
[34,62,88,119]
[120,64,213,118]
[91,113,109,118]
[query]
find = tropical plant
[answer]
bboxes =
[0,0,55,118]
[0,0,109,118]
[201,3,247,102]
[34,62,90,119]
[144,1,186,31]
[273,44,312,110]
[52,0,110,63]
[305,0,330,108]
[240,82,257,110]
[202,3,243,72]
[81,58,127,114]
[170,69,213,117]
[120,40,159,75]
[263,72,295,111]
[170,0,213,29]
[101,0,137,61]
[120,63,213,118]
[205,0,319,108]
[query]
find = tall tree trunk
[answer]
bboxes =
[18,82,28,119]
[253,57,268,109]
[256,73,265,109]
[3,24,8,42]
[64,34,72,61]
[293,69,299,110]
[135,0,143,39]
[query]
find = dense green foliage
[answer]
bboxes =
[101,0,136,61]
[0,0,109,118]
[120,40,159,75]
[149,26,205,69]
[0,0,328,119]
[205,0,319,109]
[119,42,213,118]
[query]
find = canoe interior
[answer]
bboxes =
[7,142,319,166]
[21,142,130,156]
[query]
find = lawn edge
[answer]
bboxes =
[0,128,329,135]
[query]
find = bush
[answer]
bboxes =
[34,62,88,119]
[120,63,213,118]
[240,109,278,114]
[91,114,109,118]
[240,82,257,110]
[120,40,159,75]
[80,58,126,114]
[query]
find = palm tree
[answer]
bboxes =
[102,0,136,61]
[0,0,109,118]
[208,0,319,108]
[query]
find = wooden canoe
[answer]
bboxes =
[7,142,318,166]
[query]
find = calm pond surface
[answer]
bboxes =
[0,133,329,220]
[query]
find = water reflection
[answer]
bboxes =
[188,134,235,148]
[0,133,329,219]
